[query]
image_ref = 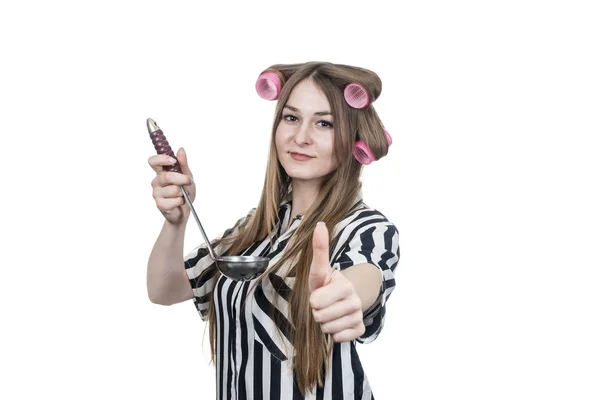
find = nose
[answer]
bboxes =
[293,121,312,146]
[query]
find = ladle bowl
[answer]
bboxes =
[214,256,271,281]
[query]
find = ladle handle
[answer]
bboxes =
[147,118,219,262]
[149,125,182,174]
[179,183,219,261]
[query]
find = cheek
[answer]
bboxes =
[322,137,336,163]
[275,128,285,152]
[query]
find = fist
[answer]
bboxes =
[308,222,365,343]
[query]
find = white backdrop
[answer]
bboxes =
[1,0,599,399]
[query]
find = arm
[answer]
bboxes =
[331,217,400,343]
[309,220,398,343]
[147,219,193,305]
[148,208,256,309]
[340,263,383,312]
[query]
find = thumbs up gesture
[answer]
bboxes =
[309,222,366,343]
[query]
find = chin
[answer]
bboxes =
[285,171,317,181]
[282,166,318,181]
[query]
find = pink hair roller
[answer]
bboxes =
[384,129,392,145]
[353,129,393,165]
[255,71,282,100]
[344,82,370,109]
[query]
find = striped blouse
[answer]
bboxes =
[184,193,400,399]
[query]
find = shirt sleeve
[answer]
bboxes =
[184,208,256,321]
[331,218,400,343]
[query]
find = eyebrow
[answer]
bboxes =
[284,105,331,116]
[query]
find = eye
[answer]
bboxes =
[283,114,298,122]
[318,120,334,128]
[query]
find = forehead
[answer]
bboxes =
[286,79,331,112]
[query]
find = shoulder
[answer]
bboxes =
[237,207,258,224]
[330,202,400,268]
[221,207,257,238]
[330,202,398,257]
[333,201,398,239]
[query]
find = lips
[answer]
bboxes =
[290,152,314,161]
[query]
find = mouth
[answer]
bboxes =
[289,151,315,161]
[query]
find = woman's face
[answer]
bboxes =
[275,79,338,185]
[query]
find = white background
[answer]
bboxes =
[1,0,599,399]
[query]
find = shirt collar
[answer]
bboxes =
[278,187,364,225]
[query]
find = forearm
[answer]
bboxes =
[339,263,382,312]
[147,219,188,303]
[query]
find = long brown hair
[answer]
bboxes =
[205,61,390,395]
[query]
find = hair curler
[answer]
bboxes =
[344,82,370,109]
[255,71,282,100]
[353,129,393,165]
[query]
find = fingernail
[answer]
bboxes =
[169,157,177,164]
[317,221,325,226]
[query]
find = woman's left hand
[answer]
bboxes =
[308,222,365,343]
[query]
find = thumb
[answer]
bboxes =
[176,147,193,178]
[308,222,333,293]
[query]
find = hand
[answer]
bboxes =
[148,147,196,225]
[308,222,365,343]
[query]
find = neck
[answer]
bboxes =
[290,179,321,217]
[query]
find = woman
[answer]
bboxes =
[147,61,400,399]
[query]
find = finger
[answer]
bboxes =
[308,222,332,293]
[311,292,360,322]
[331,324,366,343]
[157,171,193,188]
[153,185,185,200]
[175,147,193,178]
[157,196,185,212]
[319,310,363,334]
[312,222,330,268]
[148,154,178,174]
[310,272,353,310]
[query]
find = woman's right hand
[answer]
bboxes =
[148,147,196,225]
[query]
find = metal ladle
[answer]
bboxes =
[147,118,270,281]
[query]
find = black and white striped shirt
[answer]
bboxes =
[184,192,400,399]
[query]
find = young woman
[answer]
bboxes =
[147,61,400,399]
